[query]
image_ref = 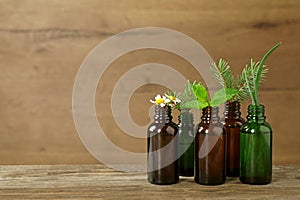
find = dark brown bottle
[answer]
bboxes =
[222,101,245,177]
[195,106,226,185]
[147,105,179,185]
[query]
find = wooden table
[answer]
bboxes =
[0,165,299,199]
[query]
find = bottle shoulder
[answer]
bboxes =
[241,120,272,134]
[196,122,224,135]
[221,117,245,128]
[148,121,178,135]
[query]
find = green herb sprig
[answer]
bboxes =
[180,81,238,110]
[210,59,234,89]
[177,80,196,110]
[211,43,281,103]
[211,59,249,102]
[242,43,281,106]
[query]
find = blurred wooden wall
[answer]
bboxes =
[0,0,299,164]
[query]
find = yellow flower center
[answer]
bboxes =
[156,98,164,104]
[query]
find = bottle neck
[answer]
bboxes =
[247,104,266,123]
[224,101,242,119]
[178,109,194,127]
[201,106,220,123]
[154,105,172,123]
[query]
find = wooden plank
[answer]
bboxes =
[0,165,299,199]
[0,0,299,164]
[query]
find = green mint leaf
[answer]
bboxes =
[180,101,198,109]
[180,100,209,110]
[192,83,208,103]
[197,101,210,109]
[210,88,239,107]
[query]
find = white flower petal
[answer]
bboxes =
[155,94,162,100]
[150,100,156,104]
[165,99,171,103]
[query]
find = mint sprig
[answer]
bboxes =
[210,88,239,107]
[180,82,238,110]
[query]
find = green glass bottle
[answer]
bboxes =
[178,109,194,177]
[240,104,272,185]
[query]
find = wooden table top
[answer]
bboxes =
[0,165,299,199]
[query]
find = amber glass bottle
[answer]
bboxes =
[222,101,245,177]
[178,109,194,177]
[240,105,272,185]
[147,105,179,185]
[195,106,226,185]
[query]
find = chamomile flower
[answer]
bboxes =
[165,94,181,104]
[150,94,168,107]
[150,93,181,108]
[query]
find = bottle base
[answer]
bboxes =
[180,174,194,177]
[239,176,271,185]
[148,178,179,185]
[147,175,179,185]
[194,177,225,186]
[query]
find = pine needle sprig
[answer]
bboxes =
[211,58,248,102]
[234,74,250,102]
[210,58,235,89]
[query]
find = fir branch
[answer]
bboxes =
[210,58,234,88]
[211,58,250,102]
[234,74,250,102]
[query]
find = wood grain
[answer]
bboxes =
[0,165,299,199]
[0,0,299,164]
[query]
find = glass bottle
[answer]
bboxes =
[178,109,194,177]
[147,105,179,185]
[222,101,245,177]
[240,104,272,185]
[195,106,226,185]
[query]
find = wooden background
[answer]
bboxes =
[0,0,299,164]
